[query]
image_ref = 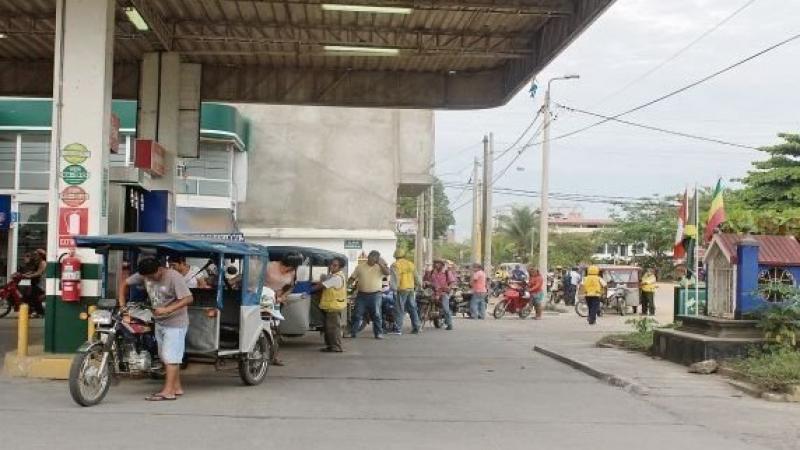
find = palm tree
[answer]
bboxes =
[495,205,539,262]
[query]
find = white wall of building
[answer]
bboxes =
[235,104,434,264]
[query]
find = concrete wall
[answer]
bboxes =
[235,105,433,232]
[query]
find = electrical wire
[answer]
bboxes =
[554,103,761,150]
[538,30,800,146]
[591,0,760,108]
[492,105,545,161]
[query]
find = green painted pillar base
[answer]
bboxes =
[44,295,89,353]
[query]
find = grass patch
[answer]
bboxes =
[726,349,800,392]
[598,330,654,352]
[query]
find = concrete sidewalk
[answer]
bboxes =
[532,341,800,450]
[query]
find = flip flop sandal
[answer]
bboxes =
[145,393,177,401]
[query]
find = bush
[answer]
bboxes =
[598,318,659,352]
[728,348,800,391]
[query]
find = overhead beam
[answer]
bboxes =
[172,20,534,58]
[129,0,174,50]
[219,0,574,15]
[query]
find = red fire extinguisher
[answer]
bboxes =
[59,251,82,302]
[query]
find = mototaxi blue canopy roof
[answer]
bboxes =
[73,233,268,257]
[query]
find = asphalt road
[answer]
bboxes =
[0,286,782,450]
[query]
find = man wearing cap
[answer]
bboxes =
[425,259,456,330]
[391,249,421,334]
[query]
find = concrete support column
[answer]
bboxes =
[45,0,115,353]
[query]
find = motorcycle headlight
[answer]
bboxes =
[90,309,112,325]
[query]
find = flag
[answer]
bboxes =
[705,179,726,242]
[673,190,688,259]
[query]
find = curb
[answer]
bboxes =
[533,345,649,396]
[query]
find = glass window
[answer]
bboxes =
[20,134,50,190]
[0,133,16,189]
[177,142,232,197]
[17,203,48,269]
[247,255,264,298]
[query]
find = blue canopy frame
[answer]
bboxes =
[74,233,269,308]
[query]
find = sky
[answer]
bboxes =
[435,0,800,240]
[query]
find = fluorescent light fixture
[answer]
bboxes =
[324,45,400,56]
[321,4,413,14]
[123,7,149,31]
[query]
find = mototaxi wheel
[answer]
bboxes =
[575,299,589,318]
[493,299,507,319]
[68,343,111,407]
[617,298,627,316]
[239,332,271,386]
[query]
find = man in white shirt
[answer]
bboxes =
[169,256,208,289]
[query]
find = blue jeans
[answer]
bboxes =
[470,293,487,319]
[351,292,383,337]
[440,293,453,328]
[396,289,421,332]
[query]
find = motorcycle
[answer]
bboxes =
[417,288,445,329]
[0,273,27,318]
[69,300,162,406]
[349,288,398,333]
[574,285,628,317]
[493,281,533,319]
[489,279,506,298]
[450,288,472,317]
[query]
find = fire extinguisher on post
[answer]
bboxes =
[59,251,82,302]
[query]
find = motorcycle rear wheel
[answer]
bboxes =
[493,300,507,319]
[575,300,589,318]
[68,343,111,407]
[0,296,12,318]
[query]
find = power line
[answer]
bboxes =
[430,141,483,169]
[492,105,545,161]
[492,120,546,183]
[538,30,800,146]
[554,103,760,150]
[591,0,759,108]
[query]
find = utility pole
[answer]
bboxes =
[538,75,579,288]
[427,184,434,267]
[414,193,424,277]
[482,133,493,270]
[471,157,482,263]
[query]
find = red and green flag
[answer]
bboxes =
[704,179,726,243]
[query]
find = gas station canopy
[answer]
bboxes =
[0,0,613,108]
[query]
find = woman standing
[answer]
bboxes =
[527,268,545,320]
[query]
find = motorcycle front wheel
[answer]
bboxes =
[519,303,533,319]
[239,332,271,386]
[68,343,111,407]
[493,300,508,319]
[617,298,627,316]
[575,300,589,318]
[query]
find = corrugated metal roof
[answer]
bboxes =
[712,233,800,266]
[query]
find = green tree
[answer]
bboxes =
[434,241,471,264]
[396,177,455,239]
[609,197,676,257]
[549,233,598,268]
[494,205,538,263]
[740,133,800,211]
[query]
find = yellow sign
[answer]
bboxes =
[62,143,90,165]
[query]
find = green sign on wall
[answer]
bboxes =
[344,239,363,250]
[62,165,88,185]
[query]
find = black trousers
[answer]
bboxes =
[641,291,655,315]
[586,296,601,324]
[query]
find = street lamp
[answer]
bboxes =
[537,74,579,288]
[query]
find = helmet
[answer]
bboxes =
[587,265,599,276]
[394,249,406,259]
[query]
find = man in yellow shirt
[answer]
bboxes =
[391,249,422,334]
[348,250,390,339]
[581,266,607,325]
[640,268,657,316]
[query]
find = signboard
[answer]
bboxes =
[58,208,88,248]
[186,233,246,242]
[62,143,90,165]
[109,113,121,154]
[134,139,166,177]
[395,218,418,235]
[60,186,89,207]
[0,195,10,230]
[344,239,363,250]
[62,164,88,185]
